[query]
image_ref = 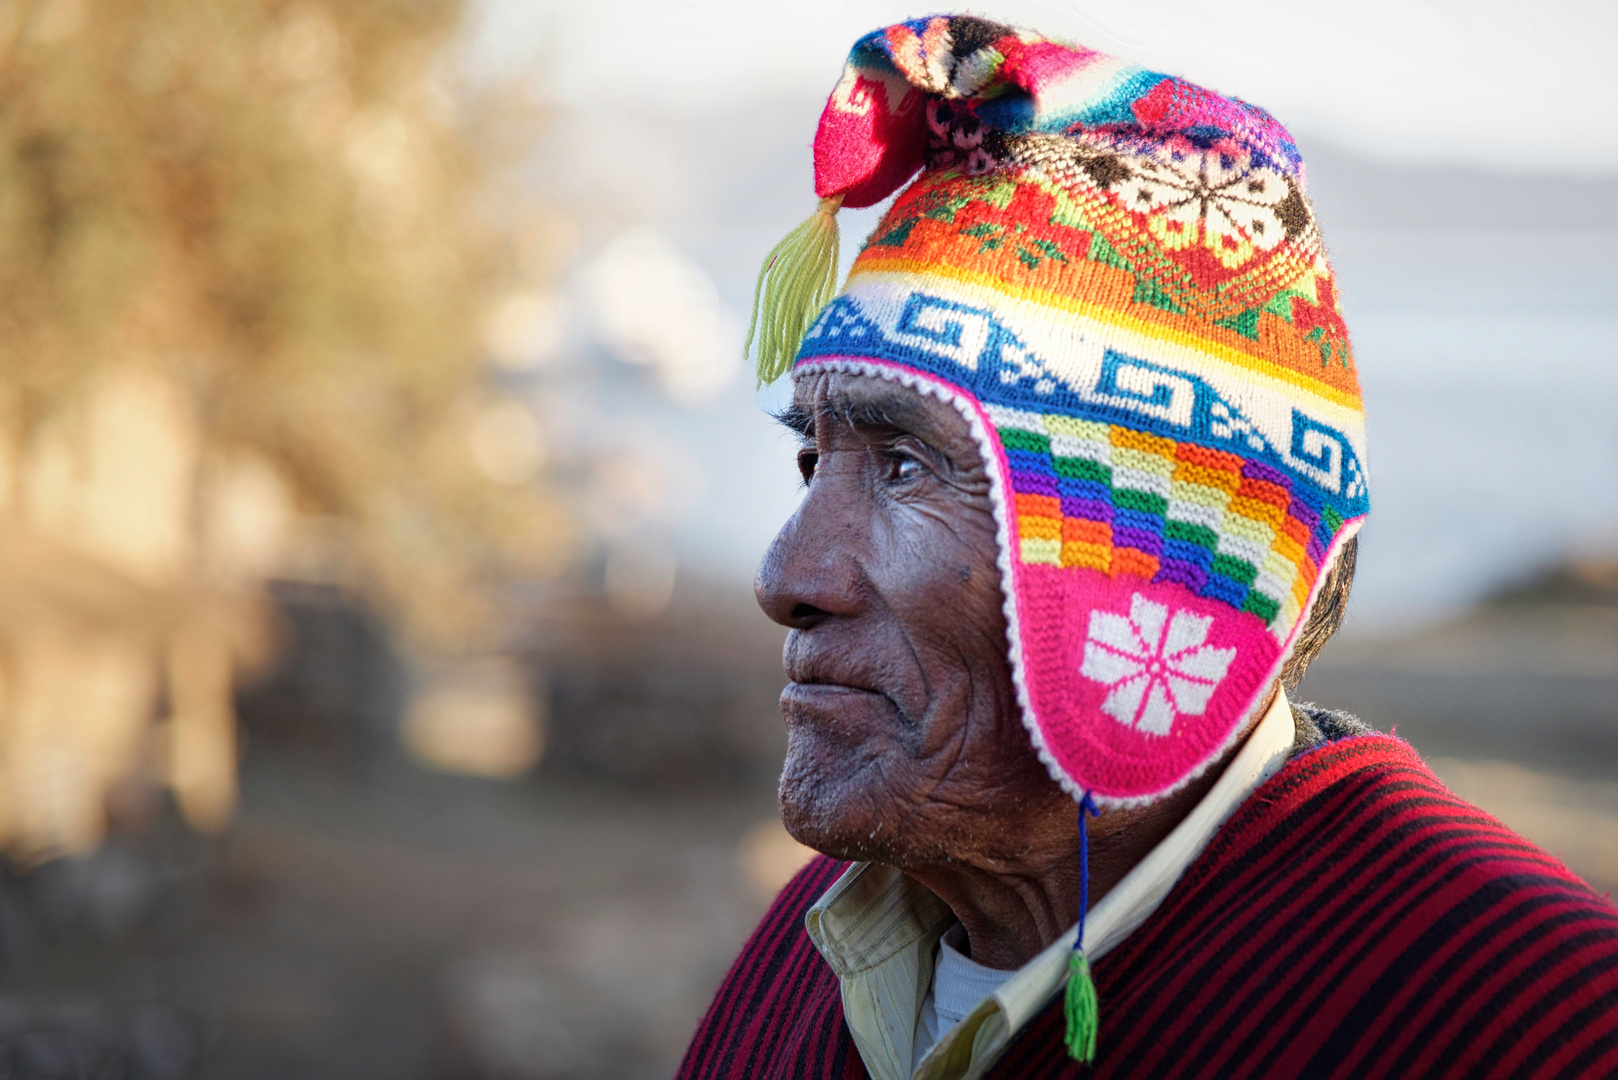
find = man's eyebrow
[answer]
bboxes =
[773,396,922,439]
[837,399,906,432]
[773,403,813,438]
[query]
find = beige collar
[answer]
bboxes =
[805,688,1298,1080]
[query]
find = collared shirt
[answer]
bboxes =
[913,924,1015,1071]
[804,689,1298,1080]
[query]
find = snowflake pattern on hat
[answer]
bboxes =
[1081,594,1235,736]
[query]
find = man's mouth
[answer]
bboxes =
[782,681,883,702]
[780,681,914,727]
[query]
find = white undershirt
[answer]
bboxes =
[911,923,1016,1071]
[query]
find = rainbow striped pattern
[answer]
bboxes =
[793,15,1367,805]
[989,405,1341,641]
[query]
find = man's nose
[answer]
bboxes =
[755,479,864,631]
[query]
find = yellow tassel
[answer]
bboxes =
[746,194,843,387]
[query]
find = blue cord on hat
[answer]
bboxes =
[1065,792,1101,1063]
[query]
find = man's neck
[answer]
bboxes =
[903,684,1281,971]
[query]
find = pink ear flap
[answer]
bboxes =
[812,65,929,208]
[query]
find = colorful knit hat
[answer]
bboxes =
[751,17,1366,1053]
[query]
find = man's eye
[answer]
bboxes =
[797,450,819,485]
[888,454,926,483]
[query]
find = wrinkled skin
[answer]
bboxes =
[757,371,1264,969]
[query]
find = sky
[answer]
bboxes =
[467,0,1618,173]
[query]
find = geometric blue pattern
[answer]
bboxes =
[797,290,1369,521]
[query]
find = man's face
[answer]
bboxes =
[757,371,1072,868]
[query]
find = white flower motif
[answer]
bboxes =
[1080,594,1237,736]
[1108,147,1309,269]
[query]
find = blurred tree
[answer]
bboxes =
[0,0,568,856]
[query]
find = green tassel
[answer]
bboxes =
[746,195,843,387]
[1064,949,1099,1064]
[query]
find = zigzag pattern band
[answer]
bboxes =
[987,404,1340,640]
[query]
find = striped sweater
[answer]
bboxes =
[678,735,1618,1079]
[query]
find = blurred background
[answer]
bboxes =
[0,0,1612,1076]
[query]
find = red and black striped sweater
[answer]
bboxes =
[678,734,1618,1079]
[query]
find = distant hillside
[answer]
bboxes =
[1486,554,1618,608]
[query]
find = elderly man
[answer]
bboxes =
[678,16,1618,1080]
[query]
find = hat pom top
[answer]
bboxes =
[813,15,1303,209]
[753,14,1312,385]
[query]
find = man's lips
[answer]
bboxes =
[781,681,887,704]
[780,681,911,726]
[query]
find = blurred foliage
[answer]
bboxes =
[0,0,569,639]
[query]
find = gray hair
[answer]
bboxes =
[1280,536,1357,691]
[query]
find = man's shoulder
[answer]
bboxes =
[994,733,1618,1079]
[719,853,850,991]
[1194,730,1617,948]
[1112,733,1618,1077]
[1225,731,1603,886]
[675,855,861,1080]
[760,854,852,940]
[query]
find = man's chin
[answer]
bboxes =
[777,751,904,864]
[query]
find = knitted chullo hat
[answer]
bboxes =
[750,15,1367,1059]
